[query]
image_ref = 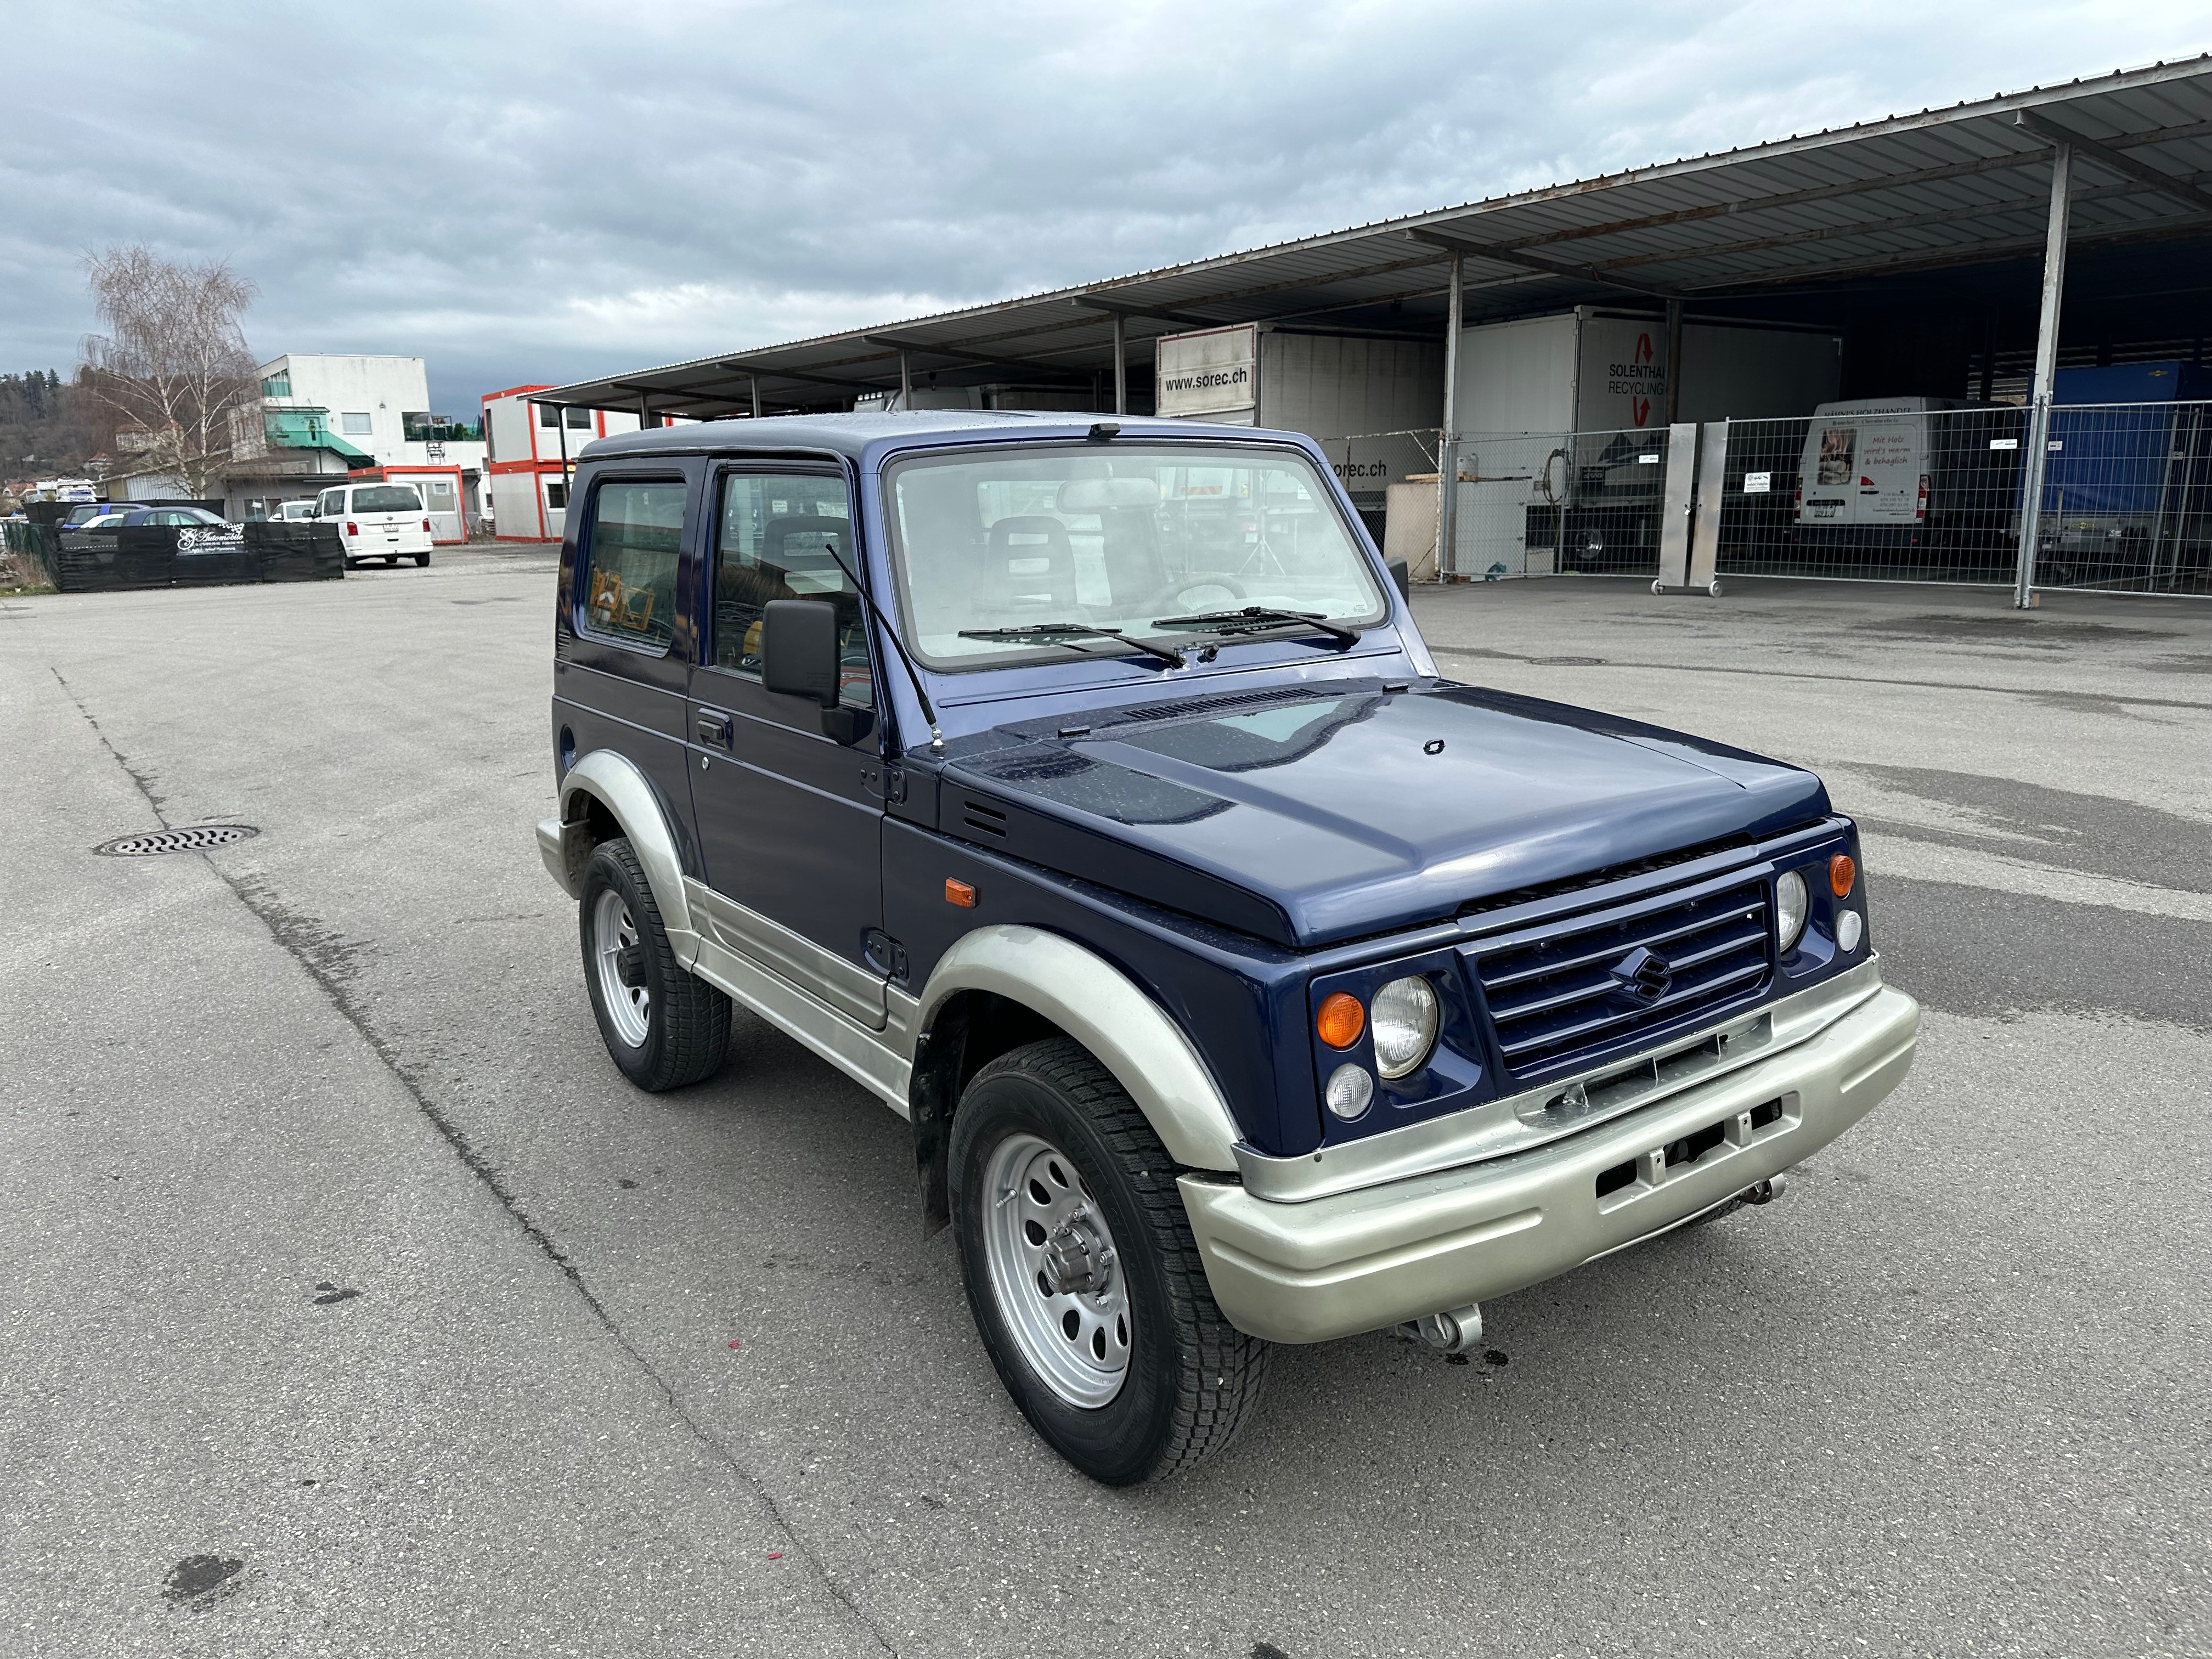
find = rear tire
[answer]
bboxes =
[578,837,729,1091]
[414,551,431,567]
[950,1037,1268,1485]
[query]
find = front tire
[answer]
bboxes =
[950,1037,1268,1484]
[578,837,729,1091]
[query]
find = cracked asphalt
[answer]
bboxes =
[2,553,2207,1657]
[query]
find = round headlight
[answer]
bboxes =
[1324,1063,1375,1120]
[1775,869,1809,951]
[1370,975,1440,1080]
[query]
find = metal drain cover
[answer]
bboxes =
[94,824,260,857]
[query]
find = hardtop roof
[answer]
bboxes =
[575,409,1309,464]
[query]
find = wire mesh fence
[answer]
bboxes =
[1448,426,1671,579]
[1709,399,2212,595]
[1314,428,1440,550]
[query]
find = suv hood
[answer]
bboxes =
[940,680,1830,948]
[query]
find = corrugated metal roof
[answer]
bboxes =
[549,56,2212,415]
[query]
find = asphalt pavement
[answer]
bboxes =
[2,551,2206,1657]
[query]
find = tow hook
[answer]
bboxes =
[1743,1172,1788,1205]
[1410,1304,1483,1355]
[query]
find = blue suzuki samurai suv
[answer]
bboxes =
[536,410,1920,1484]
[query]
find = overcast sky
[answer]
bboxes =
[6,2,2207,415]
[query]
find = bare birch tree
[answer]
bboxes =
[80,246,259,499]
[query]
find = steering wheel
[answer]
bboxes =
[1142,572,1247,616]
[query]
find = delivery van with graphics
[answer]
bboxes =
[1790,397,2023,565]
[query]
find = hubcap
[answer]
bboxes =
[591,888,651,1047]
[980,1132,1130,1409]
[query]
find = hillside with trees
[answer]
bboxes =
[0,370,109,478]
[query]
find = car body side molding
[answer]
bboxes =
[915,924,1242,1172]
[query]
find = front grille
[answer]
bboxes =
[1473,878,1773,1081]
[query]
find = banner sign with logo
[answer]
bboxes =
[1156,325,1259,420]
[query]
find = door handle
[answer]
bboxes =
[696,709,733,748]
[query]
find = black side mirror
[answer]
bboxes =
[1387,557,1411,604]
[761,597,871,744]
[761,599,842,706]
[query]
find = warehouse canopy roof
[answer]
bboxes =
[549,56,2212,418]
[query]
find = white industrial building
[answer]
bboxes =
[255,354,489,538]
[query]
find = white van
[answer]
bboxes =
[315,482,434,567]
[1791,397,2023,558]
[1793,398,1963,528]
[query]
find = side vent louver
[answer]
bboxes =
[962,800,1009,838]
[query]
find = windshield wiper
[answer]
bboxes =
[958,622,1186,669]
[1147,606,1361,647]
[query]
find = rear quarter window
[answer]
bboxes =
[579,479,686,651]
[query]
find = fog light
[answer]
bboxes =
[1324,1063,1374,1120]
[1837,911,1863,953]
[1776,870,1808,951]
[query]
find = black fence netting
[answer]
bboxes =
[44,520,346,592]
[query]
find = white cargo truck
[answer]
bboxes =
[1446,308,1843,575]
[1154,324,1443,541]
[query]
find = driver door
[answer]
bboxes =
[685,465,888,1029]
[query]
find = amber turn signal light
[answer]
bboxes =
[945,878,976,907]
[1829,854,1856,897]
[1316,991,1365,1049]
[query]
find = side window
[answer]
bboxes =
[579,479,685,651]
[565,407,592,431]
[538,403,560,428]
[318,488,346,516]
[709,472,872,707]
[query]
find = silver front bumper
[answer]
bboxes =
[1178,976,1920,1345]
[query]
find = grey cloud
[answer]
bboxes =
[4,1,2205,414]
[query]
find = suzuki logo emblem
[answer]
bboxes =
[1612,946,1673,1003]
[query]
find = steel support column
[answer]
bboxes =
[899,352,911,411]
[555,405,572,539]
[1437,253,1463,580]
[751,376,763,420]
[1662,298,1684,427]
[2015,143,2072,609]
[1112,312,1127,415]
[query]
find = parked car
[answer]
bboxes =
[278,499,319,522]
[313,481,434,567]
[87,506,233,528]
[60,501,153,529]
[535,411,1920,1484]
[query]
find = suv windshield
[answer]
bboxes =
[883,443,1385,668]
[352,486,423,514]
